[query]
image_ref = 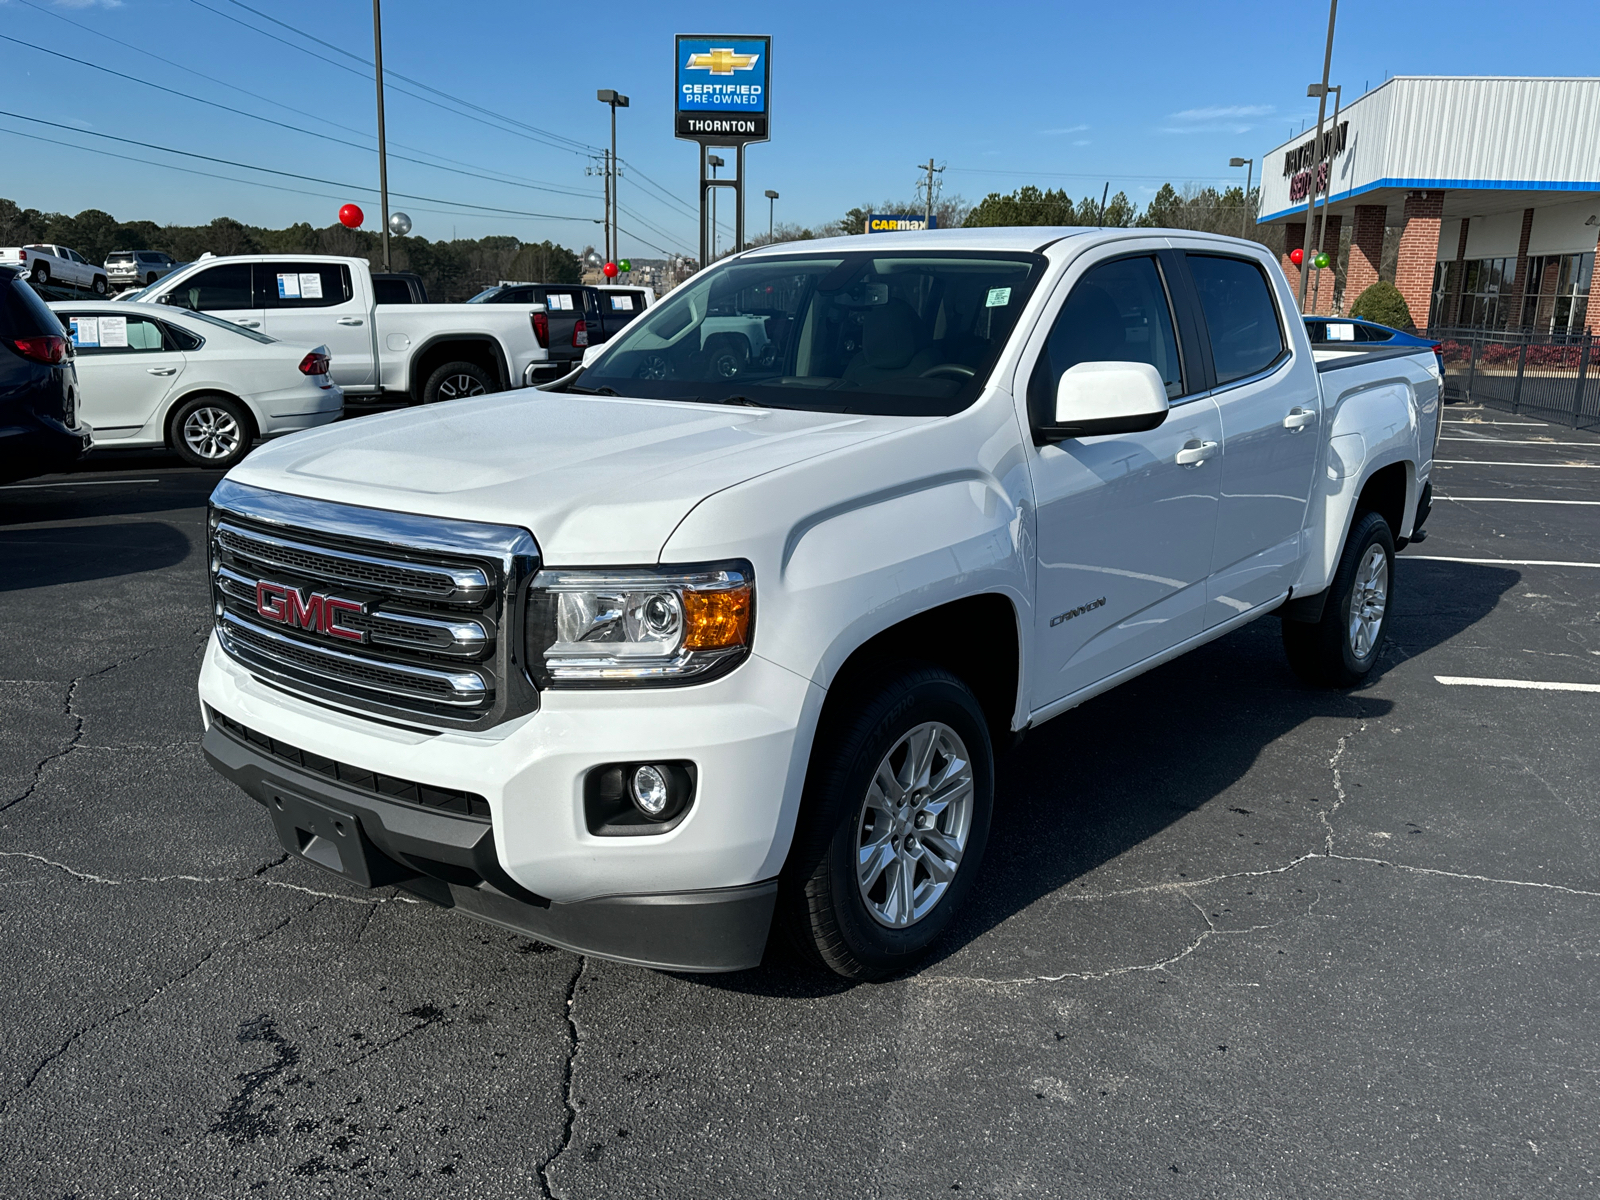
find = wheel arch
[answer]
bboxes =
[406,335,510,398]
[163,387,260,449]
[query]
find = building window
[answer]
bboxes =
[1456,257,1519,330]
[1429,261,1459,329]
[1521,253,1593,339]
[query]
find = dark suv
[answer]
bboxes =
[0,266,91,483]
[467,282,591,371]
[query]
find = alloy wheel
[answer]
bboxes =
[182,405,243,461]
[1347,543,1388,660]
[855,721,975,929]
[438,373,487,400]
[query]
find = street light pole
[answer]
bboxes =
[1229,157,1254,240]
[1297,0,1339,312]
[596,91,629,265]
[764,189,778,242]
[708,154,724,260]
[1312,84,1342,313]
[372,0,391,271]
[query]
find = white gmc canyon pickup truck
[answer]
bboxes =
[126,253,560,403]
[198,228,1440,979]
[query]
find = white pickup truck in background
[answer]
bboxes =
[0,244,109,294]
[197,228,1440,980]
[125,253,558,403]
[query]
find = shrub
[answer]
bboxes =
[1349,280,1414,332]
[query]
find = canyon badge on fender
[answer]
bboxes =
[1050,597,1106,627]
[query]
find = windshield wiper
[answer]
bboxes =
[566,383,620,396]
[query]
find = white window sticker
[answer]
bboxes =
[1327,323,1356,341]
[277,272,302,299]
[98,315,128,347]
[69,317,99,347]
[298,272,323,299]
[985,287,1012,308]
[610,294,634,311]
[548,293,574,311]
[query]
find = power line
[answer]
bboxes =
[11,0,601,201]
[0,110,601,226]
[946,166,1240,183]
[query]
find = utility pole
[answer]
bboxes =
[764,189,779,242]
[917,158,944,227]
[1312,83,1342,313]
[372,0,391,270]
[1298,0,1339,313]
[708,154,724,259]
[1229,157,1254,239]
[1097,182,1110,226]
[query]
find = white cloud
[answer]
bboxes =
[1159,123,1258,135]
[1039,124,1090,136]
[1168,104,1275,121]
[52,0,125,7]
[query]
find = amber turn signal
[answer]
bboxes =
[682,586,751,650]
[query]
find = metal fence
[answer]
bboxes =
[1427,326,1600,430]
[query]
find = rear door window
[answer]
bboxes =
[66,311,171,354]
[260,261,354,308]
[173,263,253,311]
[1185,254,1287,384]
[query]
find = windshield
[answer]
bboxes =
[569,250,1046,416]
[169,308,277,344]
[119,276,173,302]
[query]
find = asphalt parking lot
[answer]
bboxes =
[2,409,1598,1199]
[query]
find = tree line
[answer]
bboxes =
[0,198,582,301]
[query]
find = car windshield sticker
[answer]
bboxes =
[98,315,129,347]
[1328,323,1355,341]
[277,273,302,299]
[610,294,634,311]
[299,273,323,300]
[69,316,99,347]
[985,287,1012,308]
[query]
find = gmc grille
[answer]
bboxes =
[208,479,540,730]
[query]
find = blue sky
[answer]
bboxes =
[3,0,1596,257]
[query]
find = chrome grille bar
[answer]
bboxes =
[216,521,489,603]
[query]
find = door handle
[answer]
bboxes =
[336,317,365,326]
[146,366,177,376]
[1175,439,1219,467]
[234,319,261,328]
[1283,406,1317,430]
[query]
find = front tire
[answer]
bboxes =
[29,263,49,285]
[780,665,994,980]
[170,394,255,469]
[1283,510,1395,687]
[91,275,108,296]
[421,361,494,404]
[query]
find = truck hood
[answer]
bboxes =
[228,392,913,563]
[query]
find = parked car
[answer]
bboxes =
[0,244,108,294]
[126,254,557,401]
[53,300,341,469]
[589,284,654,343]
[467,281,591,371]
[371,271,428,304]
[105,249,179,290]
[198,228,1440,978]
[0,267,91,484]
[1305,315,1443,373]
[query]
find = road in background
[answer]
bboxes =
[2,406,1598,1197]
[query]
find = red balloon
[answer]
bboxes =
[339,204,364,229]
[602,261,619,279]
[1289,247,1304,266]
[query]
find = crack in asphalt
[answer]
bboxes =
[536,955,586,1200]
[0,850,419,906]
[1322,719,1365,854]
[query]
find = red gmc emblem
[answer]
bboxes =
[255,580,365,643]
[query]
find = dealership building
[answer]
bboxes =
[1257,77,1600,334]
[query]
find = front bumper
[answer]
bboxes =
[199,633,823,969]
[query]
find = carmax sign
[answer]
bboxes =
[865,214,939,232]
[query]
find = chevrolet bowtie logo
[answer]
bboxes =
[686,48,760,75]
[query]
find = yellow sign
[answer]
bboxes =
[686,47,761,76]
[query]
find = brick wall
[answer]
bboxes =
[1308,213,1342,314]
[1590,226,1600,335]
[1508,207,1536,329]
[1280,221,1306,299]
[1395,191,1445,330]
[1445,219,1470,327]
[1344,204,1386,305]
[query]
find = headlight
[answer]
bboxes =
[526,561,752,686]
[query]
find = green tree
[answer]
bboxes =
[508,240,581,284]
[963,186,1078,227]
[1349,279,1415,331]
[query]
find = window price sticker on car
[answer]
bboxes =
[548,293,574,310]
[299,273,323,299]
[1327,323,1355,341]
[985,287,1012,308]
[69,317,98,347]
[611,295,634,311]
[98,316,128,347]
[277,273,302,299]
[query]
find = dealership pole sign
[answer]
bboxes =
[675,35,771,144]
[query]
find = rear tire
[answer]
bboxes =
[779,664,994,981]
[421,361,494,404]
[170,394,255,470]
[91,275,108,296]
[1283,510,1395,687]
[29,263,48,285]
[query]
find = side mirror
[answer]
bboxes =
[1041,360,1170,442]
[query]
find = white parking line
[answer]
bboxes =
[1436,675,1600,693]
[1435,460,1600,468]
[0,478,162,489]
[1438,496,1600,505]
[1405,556,1600,568]
[1440,438,1600,447]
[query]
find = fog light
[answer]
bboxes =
[629,764,670,817]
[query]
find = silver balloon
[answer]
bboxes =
[388,211,412,236]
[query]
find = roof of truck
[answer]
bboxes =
[739,226,1266,257]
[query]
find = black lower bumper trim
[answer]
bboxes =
[202,720,776,972]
